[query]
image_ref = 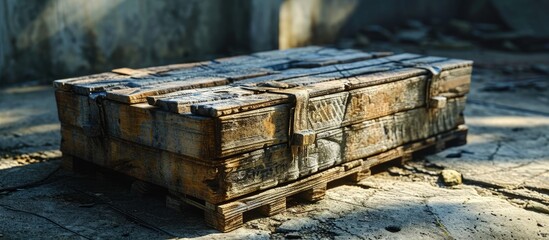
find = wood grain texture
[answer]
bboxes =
[148,85,250,113]
[55,90,102,136]
[105,76,231,104]
[59,96,465,203]
[61,125,296,204]
[57,64,470,160]
[148,53,417,112]
[258,198,286,216]
[188,57,471,118]
[343,97,466,161]
[53,61,209,92]
[54,46,382,98]
[158,54,417,114]
[214,72,467,158]
[103,101,216,160]
[168,123,466,232]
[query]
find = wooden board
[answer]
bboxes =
[54,47,473,232]
[60,96,465,204]
[165,125,468,232]
[53,61,210,92]
[62,124,467,231]
[56,62,470,160]
[54,47,472,161]
[55,90,103,136]
[55,47,383,98]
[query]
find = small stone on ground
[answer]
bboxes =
[441,169,463,186]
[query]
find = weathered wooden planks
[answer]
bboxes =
[61,125,298,203]
[53,61,210,92]
[60,96,465,203]
[54,47,473,232]
[185,58,471,117]
[152,53,422,114]
[166,125,468,232]
[55,90,103,136]
[104,49,389,104]
[57,47,381,99]
[104,102,217,159]
[56,63,470,160]
[61,125,221,201]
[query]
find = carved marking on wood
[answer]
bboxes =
[307,92,348,131]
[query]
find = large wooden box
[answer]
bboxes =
[54,46,472,206]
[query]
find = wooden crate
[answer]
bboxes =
[166,126,468,232]
[54,46,472,230]
[63,125,467,232]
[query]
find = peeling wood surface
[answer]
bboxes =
[54,46,472,206]
[55,47,471,160]
[59,96,466,203]
[169,126,468,232]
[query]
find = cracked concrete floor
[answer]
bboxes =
[1,49,548,239]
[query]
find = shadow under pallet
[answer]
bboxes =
[62,125,467,232]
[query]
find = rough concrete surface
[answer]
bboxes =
[0,0,253,85]
[1,48,548,239]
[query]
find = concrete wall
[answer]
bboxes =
[0,0,251,85]
[279,0,470,49]
[249,0,282,51]
[0,0,506,85]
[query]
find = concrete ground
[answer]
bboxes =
[0,48,548,239]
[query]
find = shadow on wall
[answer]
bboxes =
[0,0,250,85]
[278,0,359,49]
[2,0,548,85]
[278,0,471,49]
[0,0,464,85]
[278,0,549,50]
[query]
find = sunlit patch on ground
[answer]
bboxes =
[467,116,549,128]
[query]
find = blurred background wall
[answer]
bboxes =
[0,0,252,85]
[279,0,467,48]
[1,0,547,85]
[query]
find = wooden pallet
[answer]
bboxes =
[55,47,473,232]
[164,125,467,232]
[62,125,466,232]
[55,46,472,205]
[55,47,472,162]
